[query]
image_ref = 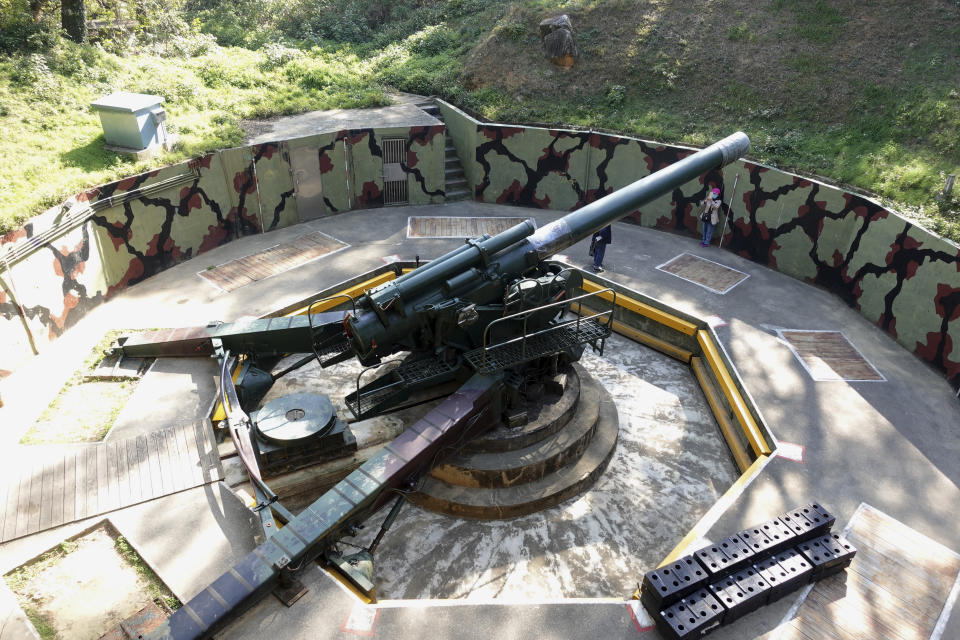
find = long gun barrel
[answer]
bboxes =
[347,131,750,361]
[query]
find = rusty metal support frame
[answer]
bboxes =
[213,339,291,539]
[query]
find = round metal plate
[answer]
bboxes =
[255,393,337,446]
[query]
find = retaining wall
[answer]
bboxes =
[0,125,445,375]
[3,105,957,393]
[435,100,960,391]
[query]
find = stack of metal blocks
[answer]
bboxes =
[640,503,856,640]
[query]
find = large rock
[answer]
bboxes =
[539,14,578,68]
[538,14,574,39]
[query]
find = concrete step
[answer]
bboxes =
[444,189,472,201]
[446,177,468,190]
[464,365,580,454]
[409,378,618,519]
[445,168,465,180]
[431,369,598,489]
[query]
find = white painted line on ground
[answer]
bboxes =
[705,315,727,328]
[341,602,379,636]
[375,597,626,609]
[774,441,805,463]
[626,600,656,632]
[381,254,402,264]
[931,568,960,640]
[678,452,777,556]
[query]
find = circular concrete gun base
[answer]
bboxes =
[409,366,619,519]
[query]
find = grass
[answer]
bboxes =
[0,38,392,234]
[4,541,78,640]
[19,329,150,444]
[115,535,181,611]
[4,527,180,639]
[1,0,958,244]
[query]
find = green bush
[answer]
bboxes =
[0,11,59,55]
[409,25,459,56]
[284,58,336,90]
[260,42,302,69]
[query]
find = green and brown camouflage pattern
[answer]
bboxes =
[431,100,959,390]
[0,125,445,375]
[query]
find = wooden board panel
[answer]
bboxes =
[656,252,750,294]
[778,504,960,640]
[406,216,532,238]
[780,330,885,381]
[0,421,222,543]
[198,231,347,292]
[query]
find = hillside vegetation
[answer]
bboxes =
[1,0,958,241]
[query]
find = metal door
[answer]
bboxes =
[289,145,328,222]
[382,137,408,206]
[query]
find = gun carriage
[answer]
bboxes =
[116,132,749,638]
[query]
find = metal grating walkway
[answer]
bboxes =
[0,420,222,542]
[464,319,609,374]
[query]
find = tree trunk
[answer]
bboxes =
[61,0,87,43]
[30,0,45,20]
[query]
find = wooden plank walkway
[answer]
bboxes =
[778,504,960,640]
[198,231,347,292]
[780,330,885,382]
[656,252,750,294]
[0,420,221,543]
[406,216,532,238]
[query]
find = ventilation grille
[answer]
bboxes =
[382,137,408,206]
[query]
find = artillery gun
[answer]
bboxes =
[129,132,749,639]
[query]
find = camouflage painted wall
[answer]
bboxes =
[438,108,960,391]
[0,126,444,376]
[342,126,446,208]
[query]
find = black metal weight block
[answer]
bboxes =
[706,573,754,624]
[737,525,777,555]
[694,543,732,579]
[715,534,755,574]
[728,566,772,616]
[794,503,836,537]
[758,517,797,553]
[657,590,724,640]
[778,512,816,543]
[641,555,708,611]
[706,574,740,624]
[797,533,857,579]
[752,555,789,604]
[775,547,814,589]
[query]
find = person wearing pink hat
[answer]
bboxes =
[698,187,722,246]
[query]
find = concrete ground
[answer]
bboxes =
[242,93,438,144]
[1,200,959,639]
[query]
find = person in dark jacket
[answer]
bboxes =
[592,225,612,272]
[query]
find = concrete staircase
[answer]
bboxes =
[415,99,471,202]
[408,364,619,519]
